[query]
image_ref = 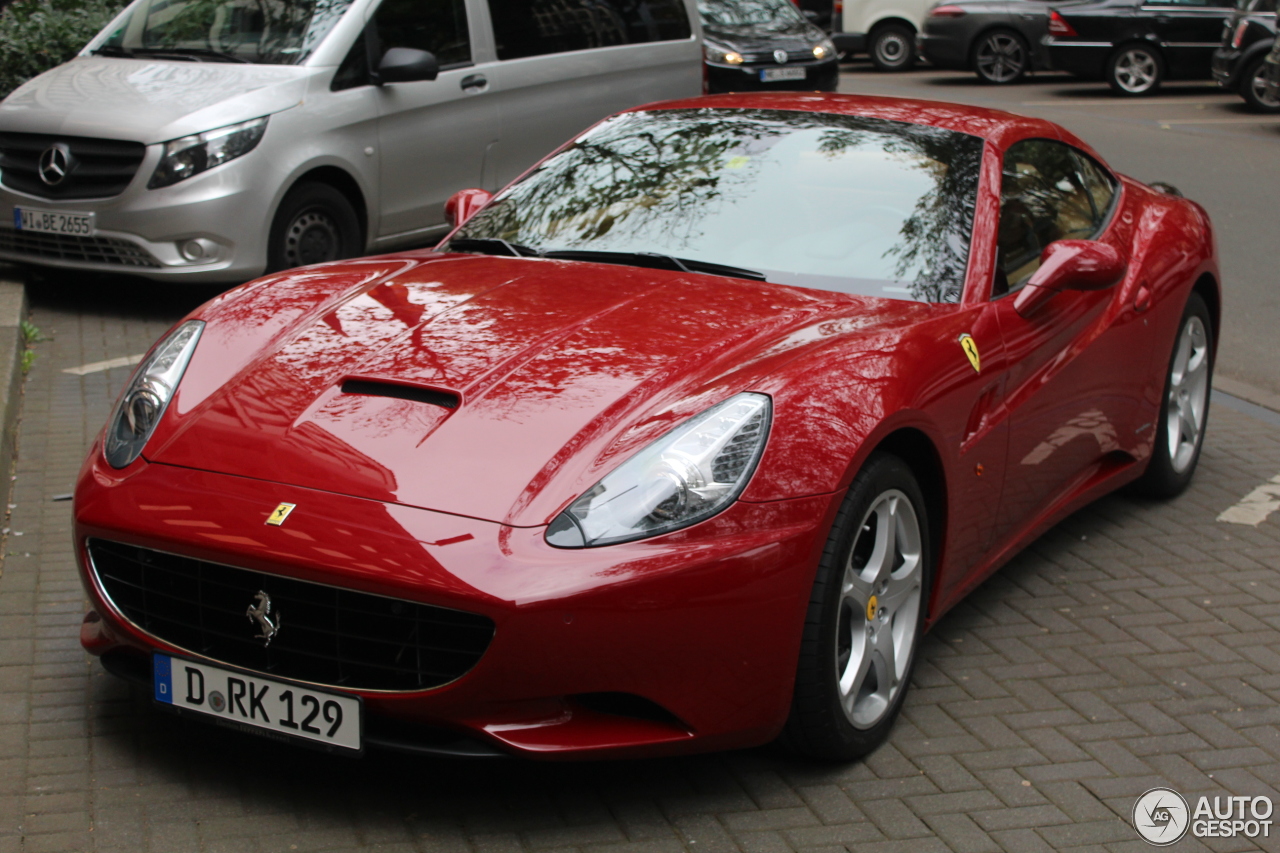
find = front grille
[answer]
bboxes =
[89,539,496,692]
[0,228,161,268]
[0,132,145,199]
[742,47,814,64]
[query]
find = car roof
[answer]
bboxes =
[630,92,1095,158]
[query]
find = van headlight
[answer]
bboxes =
[546,393,771,548]
[148,117,268,189]
[103,321,203,468]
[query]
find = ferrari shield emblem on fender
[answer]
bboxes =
[958,334,981,374]
[266,502,296,526]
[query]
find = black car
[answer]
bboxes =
[1211,0,1278,111]
[1045,0,1236,95]
[919,0,1061,83]
[699,0,840,92]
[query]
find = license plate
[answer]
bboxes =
[13,207,94,236]
[761,67,807,82]
[153,654,362,753]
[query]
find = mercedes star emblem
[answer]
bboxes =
[774,49,788,64]
[38,143,73,187]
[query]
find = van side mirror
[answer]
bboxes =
[445,188,493,228]
[376,47,439,84]
[1013,239,1126,318]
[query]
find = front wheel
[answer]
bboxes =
[870,24,916,72]
[1107,44,1163,96]
[780,452,931,760]
[1240,55,1280,113]
[973,30,1029,84]
[1130,292,1213,498]
[267,182,363,273]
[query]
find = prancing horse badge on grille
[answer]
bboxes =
[246,590,281,646]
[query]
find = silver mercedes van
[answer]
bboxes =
[0,0,702,282]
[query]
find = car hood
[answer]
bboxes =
[0,57,311,143]
[703,20,825,48]
[151,254,915,527]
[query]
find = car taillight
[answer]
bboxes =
[1048,10,1078,36]
[835,0,843,10]
[1231,20,1249,49]
[930,4,967,16]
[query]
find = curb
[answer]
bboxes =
[1213,375,1280,416]
[0,276,25,492]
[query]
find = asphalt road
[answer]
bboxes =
[836,64,1280,400]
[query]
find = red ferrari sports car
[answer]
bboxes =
[75,93,1219,762]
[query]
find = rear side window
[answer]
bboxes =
[995,138,1117,294]
[487,0,692,60]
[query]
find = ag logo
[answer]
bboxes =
[1133,787,1190,846]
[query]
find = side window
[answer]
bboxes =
[994,139,1116,295]
[331,0,470,91]
[487,0,692,61]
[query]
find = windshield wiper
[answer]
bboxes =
[539,250,767,281]
[92,45,135,58]
[126,47,250,63]
[447,237,542,258]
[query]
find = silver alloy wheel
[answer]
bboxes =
[284,210,341,267]
[1113,48,1158,93]
[976,33,1026,83]
[1165,315,1210,474]
[835,489,923,730]
[1250,64,1280,108]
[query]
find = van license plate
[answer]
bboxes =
[153,654,363,753]
[761,67,806,82]
[14,207,94,236]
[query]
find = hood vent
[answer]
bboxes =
[341,379,459,410]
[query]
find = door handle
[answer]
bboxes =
[460,74,488,93]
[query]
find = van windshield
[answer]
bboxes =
[94,0,355,65]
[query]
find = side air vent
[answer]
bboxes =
[341,379,459,409]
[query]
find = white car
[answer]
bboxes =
[828,0,935,70]
[0,0,702,283]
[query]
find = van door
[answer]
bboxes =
[474,0,702,191]
[368,0,501,245]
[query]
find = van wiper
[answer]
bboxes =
[539,250,767,281]
[447,237,542,258]
[92,45,135,58]
[128,47,250,63]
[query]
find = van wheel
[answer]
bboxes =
[268,182,362,273]
[870,24,916,72]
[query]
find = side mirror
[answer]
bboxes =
[444,188,493,228]
[1013,240,1126,318]
[802,9,822,22]
[376,47,439,84]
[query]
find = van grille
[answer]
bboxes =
[0,229,161,267]
[0,132,145,200]
[88,539,495,692]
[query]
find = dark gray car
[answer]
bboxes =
[919,0,1062,83]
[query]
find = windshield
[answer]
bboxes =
[95,0,355,64]
[698,0,808,28]
[451,109,984,303]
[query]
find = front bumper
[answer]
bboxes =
[75,454,836,759]
[705,58,840,93]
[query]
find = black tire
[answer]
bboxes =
[972,29,1029,84]
[1129,292,1214,498]
[1240,54,1280,114]
[267,181,363,273]
[779,452,932,761]
[1106,43,1164,96]
[869,24,916,72]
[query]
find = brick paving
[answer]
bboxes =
[2,276,1279,853]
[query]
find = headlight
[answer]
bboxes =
[813,39,836,59]
[546,393,771,548]
[103,321,203,468]
[148,117,268,189]
[704,40,745,65]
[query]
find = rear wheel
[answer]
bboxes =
[973,29,1029,84]
[780,452,931,760]
[267,181,362,273]
[870,24,916,72]
[1107,43,1163,96]
[1240,55,1280,113]
[1130,292,1213,498]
